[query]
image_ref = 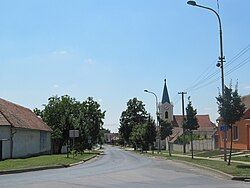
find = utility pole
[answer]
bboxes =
[144,89,160,153]
[178,92,187,153]
[187,0,227,162]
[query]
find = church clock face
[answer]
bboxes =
[162,103,170,111]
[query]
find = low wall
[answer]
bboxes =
[169,139,216,152]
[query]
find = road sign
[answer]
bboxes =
[69,130,79,138]
[220,125,229,131]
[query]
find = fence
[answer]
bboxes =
[168,139,216,152]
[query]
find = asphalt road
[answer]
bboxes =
[0,146,249,188]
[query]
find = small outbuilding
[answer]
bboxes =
[0,98,52,160]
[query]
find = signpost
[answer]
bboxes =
[69,130,79,138]
[69,130,79,158]
[220,125,229,131]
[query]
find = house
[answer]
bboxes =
[218,94,250,150]
[158,80,217,150]
[104,133,120,144]
[0,98,52,160]
[171,115,217,140]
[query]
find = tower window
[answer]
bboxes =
[165,111,168,119]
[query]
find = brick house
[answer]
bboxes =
[0,98,52,160]
[218,94,250,150]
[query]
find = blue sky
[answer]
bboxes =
[0,0,249,132]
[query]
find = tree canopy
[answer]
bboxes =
[34,95,105,153]
[159,119,173,140]
[119,98,148,144]
[216,84,245,165]
[216,85,245,126]
[129,116,156,151]
[184,97,199,132]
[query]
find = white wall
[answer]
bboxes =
[13,129,51,158]
[13,129,40,158]
[1,126,51,159]
[170,139,216,152]
[0,126,11,159]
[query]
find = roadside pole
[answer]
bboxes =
[178,92,187,153]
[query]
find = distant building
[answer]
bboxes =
[104,133,120,143]
[218,94,250,150]
[0,98,52,160]
[158,80,217,150]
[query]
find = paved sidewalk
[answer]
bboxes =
[172,153,250,165]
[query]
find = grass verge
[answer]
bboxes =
[232,156,250,163]
[170,155,250,177]
[193,150,223,158]
[0,152,98,171]
[134,151,250,177]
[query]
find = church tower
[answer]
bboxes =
[159,79,173,123]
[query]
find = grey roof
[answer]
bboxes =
[162,79,170,104]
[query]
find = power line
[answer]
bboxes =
[225,57,250,76]
[189,57,250,93]
[225,44,250,68]
[185,60,217,92]
[185,44,250,93]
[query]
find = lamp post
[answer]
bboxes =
[144,89,161,153]
[187,0,227,161]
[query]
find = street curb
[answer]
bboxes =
[171,159,233,180]
[130,150,250,182]
[0,153,100,175]
[170,159,250,182]
[0,165,65,175]
[68,154,99,167]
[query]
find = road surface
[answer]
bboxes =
[0,146,249,188]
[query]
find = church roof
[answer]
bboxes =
[162,79,170,104]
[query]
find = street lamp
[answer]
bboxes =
[144,89,161,153]
[187,0,227,161]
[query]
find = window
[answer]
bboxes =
[233,126,239,141]
[165,111,168,119]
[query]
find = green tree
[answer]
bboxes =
[130,124,146,152]
[33,108,44,118]
[76,97,106,150]
[184,97,199,159]
[42,95,78,154]
[159,119,173,156]
[97,128,110,148]
[35,96,105,153]
[119,98,148,145]
[129,116,156,152]
[145,116,157,152]
[216,85,245,165]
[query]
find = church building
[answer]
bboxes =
[158,80,217,150]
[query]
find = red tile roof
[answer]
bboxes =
[173,114,216,130]
[244,108,250,119]
[0,98,52,132]
[0,112,11,126]
[169,127,183,143]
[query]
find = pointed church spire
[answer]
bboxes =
[162,79,170,104]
